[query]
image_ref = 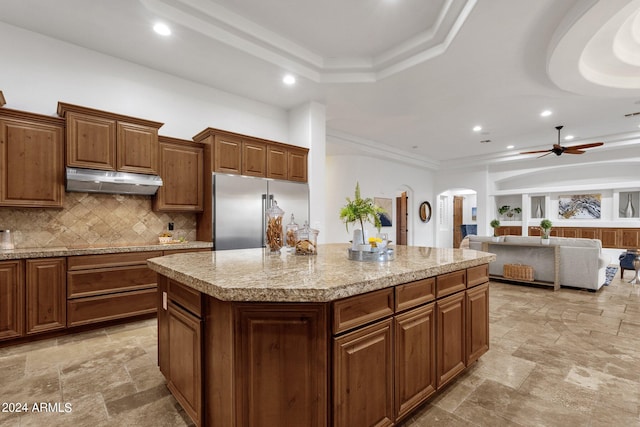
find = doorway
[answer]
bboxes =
[396,191,407,245]
[453,195,463,248]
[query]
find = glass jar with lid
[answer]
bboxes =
[265,200,284,253]
[295,221,319,255]
[285,214,298,250]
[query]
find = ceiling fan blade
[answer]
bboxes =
[520,149,552,155]
[563,149,585,154]
[537,152,553,159]
[565,142,604,150]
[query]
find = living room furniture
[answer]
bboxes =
[481,241,560,290]
[619,249,638,278]
[469,235,608,291]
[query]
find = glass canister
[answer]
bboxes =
[295,221,319,255]
[285,214,298,250]
[0,230,14,250]
[265,200,285,253]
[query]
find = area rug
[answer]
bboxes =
[604,266,618,286]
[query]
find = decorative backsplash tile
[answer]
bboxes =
[0,192,197,248]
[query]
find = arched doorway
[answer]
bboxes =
[436,188,477,248]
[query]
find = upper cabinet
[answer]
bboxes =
[194,127,308,182]
[153,136,204,212]
[0,109,64,208]
[57,102,163,175]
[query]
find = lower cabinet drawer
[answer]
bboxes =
[67,288,157,327]
[67,265,157,298]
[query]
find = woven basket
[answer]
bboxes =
[503,264,534,281]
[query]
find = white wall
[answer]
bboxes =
[325,154,435,246]
[0,22,289,143]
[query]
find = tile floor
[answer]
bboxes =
[1,272,639,427]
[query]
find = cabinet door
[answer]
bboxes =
[214,135,242,174]
[157,276,169,377]
[436,292,465,389]
[288,148,308,182]
[66,112,117,171]
[153,138,204,212]
[600,229,619,248]
[0,260,24,340]
[0,117,64,207]
[242,140,266,177]
[117,122,159,174]
[561,227,579,238]
[167,302,202,426]
[466,283,489,365]
[334,319,393,427]
[579,228,599,240]
[26,258,66,334]
[395,303,436,420]
[621,229,640,248]
[236,304,327,427]
[266,145,287,179]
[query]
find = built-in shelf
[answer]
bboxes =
[619,191,639,219]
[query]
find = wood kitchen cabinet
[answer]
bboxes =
[266,144,287,179]
[153,136,204,212]
[26,258,66,335]
[66,251,160,327]
[158,278,205,426]
[0,109,64,208]
[0,260,24,341]
[242,139,266,177]
[168,301,203,426]
[394,303,436,420]
[466,282,489,365]
[287,146,308,182]
[334,319,394,427]
[436,291,466,389]
[58,102,163,174]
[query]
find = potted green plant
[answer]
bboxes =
[540,218,552,244]
[498,205,510,219]
[490,219,501,241]
[339,182,385,246]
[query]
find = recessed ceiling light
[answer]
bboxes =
[282,74,296,85]
[473,125,482,132]
[506,145,515,149]
[540,110,552,117]
[153,22,171,36]
[564,135,574,140]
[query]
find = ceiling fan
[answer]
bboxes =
[520,126,604,158]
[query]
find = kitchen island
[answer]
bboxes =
[147,244,495,427]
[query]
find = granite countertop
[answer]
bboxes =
[0,241,212,260]
[147,243,496,303]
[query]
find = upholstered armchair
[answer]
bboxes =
[619,249,638,278]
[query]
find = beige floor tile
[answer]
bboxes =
[0,274,638,427]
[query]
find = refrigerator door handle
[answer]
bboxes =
[262,194,267,247]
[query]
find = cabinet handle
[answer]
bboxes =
[162,291,168,310]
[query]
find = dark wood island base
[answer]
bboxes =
[153,248,491,427]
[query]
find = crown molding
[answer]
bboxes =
[140,0,477,83]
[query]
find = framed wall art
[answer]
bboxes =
[558,194,601,219]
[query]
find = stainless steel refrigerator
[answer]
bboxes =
[212,174,310,250]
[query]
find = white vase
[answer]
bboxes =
[535,202,543,219]
[541,238,550,245]
[625,194,634,218]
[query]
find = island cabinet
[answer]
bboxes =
[57,102,163,174]
[153,136,204,212]
[0,108,65,208]
[154,262,490,427]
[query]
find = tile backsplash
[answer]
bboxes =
[0,192,197,248]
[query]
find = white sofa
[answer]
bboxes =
[468,235,609,291]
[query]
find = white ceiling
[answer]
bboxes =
[1,0,640,165]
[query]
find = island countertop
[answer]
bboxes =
[146,243,496,302]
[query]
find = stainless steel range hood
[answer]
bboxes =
[66,167,163,195]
